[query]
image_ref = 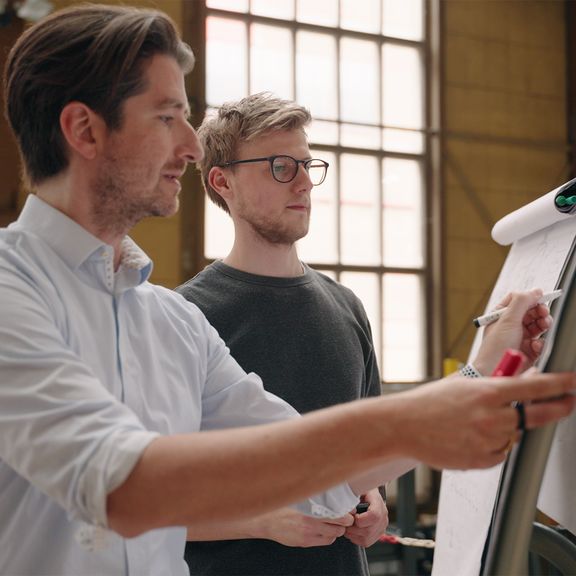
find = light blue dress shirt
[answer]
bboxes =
[0,196,358,576]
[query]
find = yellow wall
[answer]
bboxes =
[441,0,568,363]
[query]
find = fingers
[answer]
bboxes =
[403,372,575,473]
[352,508,378,529]
[344,494,389,547]
[490,372,576,405]
[312,523,347,545]
[524,395,576,429]
[527,338,545,357]
[505,289,543,314]
[486,395,574,455]
[523,304,552,337]
[297,517,350,547]
[324,513,354,527]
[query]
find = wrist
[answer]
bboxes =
[242,512,269,540]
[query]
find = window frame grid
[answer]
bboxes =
[196,0,437,386]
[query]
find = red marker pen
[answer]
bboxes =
[491,349,526,377]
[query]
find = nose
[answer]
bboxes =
[177,123,204,164]
[294,162,313,193]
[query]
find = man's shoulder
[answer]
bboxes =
[309,268,360,301]
[176,263,220,300]
[146,281,202,314]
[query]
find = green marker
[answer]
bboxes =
[555,195,576,207]
[554,179,576,214]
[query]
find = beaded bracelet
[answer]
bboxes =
[459,363,482,378]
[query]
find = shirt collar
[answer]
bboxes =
[14,195,152,280]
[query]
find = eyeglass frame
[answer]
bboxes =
[216,155,329,186]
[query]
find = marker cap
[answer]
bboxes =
[491,349,526,377]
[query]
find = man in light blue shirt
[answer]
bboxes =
[1,4,574,575]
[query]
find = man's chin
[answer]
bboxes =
[152,197,180,219]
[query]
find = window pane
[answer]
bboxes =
[382,274,425,381]
[340,272,381,371]
[296,32,338,119]
[382,44,423,129]
[297,151,338,264]
[207,0,248,12]
[307,120,339,146]
[383,158,424,268]
[340,154,380,265]
[297,0,338,26]
[251,0,294,19]
[340,38,379,124]
[382,0,424,41]
[341,124,380,149]
[382,128,424,154]
[251,25,293,99]
[340,0,380,33]
[205,200,234,260]
[206,17,247,105]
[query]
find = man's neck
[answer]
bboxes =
[36,176,126,269]
[223,241,303,278]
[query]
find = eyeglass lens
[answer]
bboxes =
[271,156,327,186]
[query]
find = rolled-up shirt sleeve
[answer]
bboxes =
[0,277,158,528]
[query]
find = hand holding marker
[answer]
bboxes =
[473,290,563,328]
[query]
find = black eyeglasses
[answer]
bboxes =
[218,155,329,186]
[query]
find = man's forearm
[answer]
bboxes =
[186,517,262,541]
[107,397,391,538]
[107,371,576,538]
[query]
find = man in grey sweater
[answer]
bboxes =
[176,93,556,576]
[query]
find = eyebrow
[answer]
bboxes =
[156,98,191,119]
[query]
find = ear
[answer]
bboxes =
[208,165,234,204]
[59,102,103,160]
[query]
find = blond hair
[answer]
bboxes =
[197,93,311,213]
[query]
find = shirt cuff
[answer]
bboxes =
[291,483,359,519]
[80,430,160,528]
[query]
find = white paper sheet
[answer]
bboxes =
[538,410,576,534]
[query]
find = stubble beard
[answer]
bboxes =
[241,207,310,246]
[91,154,177,237]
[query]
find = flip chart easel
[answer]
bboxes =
[482,236,576,575]
[432,184,576,576]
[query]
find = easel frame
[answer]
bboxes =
[482,234,576,576]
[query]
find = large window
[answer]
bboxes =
[202,0,431,385]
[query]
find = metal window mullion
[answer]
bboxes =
[335,15,343,267]
[427,0,443,380]
[336,151,342,267]
[377,25,385,377]
[378,152,385,379]
[378,265,384,382]
[209,6,421,46]
[246,15,251,94]
[292,24,296,100]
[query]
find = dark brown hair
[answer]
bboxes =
[3,3,195,186]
